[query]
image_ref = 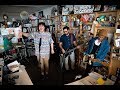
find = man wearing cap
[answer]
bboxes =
[83,29,110,75]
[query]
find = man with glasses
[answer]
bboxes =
[59,26,79,71]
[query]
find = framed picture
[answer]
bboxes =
[32,13,36,16]
[38,11,43,19]
[115,38,120,47]
[94,5,101,11]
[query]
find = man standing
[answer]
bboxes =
[59,26,79,71]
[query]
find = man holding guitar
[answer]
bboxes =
[83,29,110,75]
[59,26,80,71]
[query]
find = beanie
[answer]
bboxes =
[98,29,108,37]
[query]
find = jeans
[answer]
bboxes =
[64,51,75,70]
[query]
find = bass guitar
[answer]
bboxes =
[63,46,78,58]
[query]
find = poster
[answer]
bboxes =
[74,5,94,14]
[0,28,9,35]
[6,28,14,35]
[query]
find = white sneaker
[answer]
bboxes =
[75,75,82,80]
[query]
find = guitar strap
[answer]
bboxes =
[70,33,73,45]
[63,34,74,57]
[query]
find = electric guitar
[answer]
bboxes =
[83,55,109,67]
[63,40,88,58]
[60,45,80,69]
[59,41,88,69]
[63,46,78,58]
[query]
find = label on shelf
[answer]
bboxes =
[116,29,120,33]
[115,38,120,47]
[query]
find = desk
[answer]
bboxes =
[0,58,4,85]
[9,65,33,85]
[65,72,114,85]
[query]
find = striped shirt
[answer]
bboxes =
[28,32,54,58]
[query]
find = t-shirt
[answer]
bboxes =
[28,32,54,58]
[60,34,76,50]
[91,39,101,58]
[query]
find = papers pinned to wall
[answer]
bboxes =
[0,28,9,35]
[0,26,22,39]
[74,5,94,14]
[0,28,14,36]
[6,28,14,35]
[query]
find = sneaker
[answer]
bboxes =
[40,75,45,80]
[45,74,49,79]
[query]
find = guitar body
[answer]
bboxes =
[90,58,109,67]
[63,47,77,58]
[83,55,92,64]
[83,54,109,67]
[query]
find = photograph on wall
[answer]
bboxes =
[38,11,43,19]
[6,28,14,35]
[0,28,9,35]
[94,5,101,11]
[115,38,120,47]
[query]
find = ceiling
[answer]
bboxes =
[9,5,54,9]
[0,5,54,13]
[0,5,53,8]
[0,5,55,20]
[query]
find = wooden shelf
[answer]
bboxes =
[112,46,120,49]
[85,22,93,25]
[109,58,120,76]
[112,53,120,55]
[110,8,120,76]
[96,10,117,14]
[97,26,115,29]
[114,33,120,36]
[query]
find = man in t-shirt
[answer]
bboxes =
[59,26,79,71]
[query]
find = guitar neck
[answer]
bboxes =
[65,47,77,54]
[90,58,102,64]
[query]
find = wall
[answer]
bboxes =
[0,6,38,21]
[42,5,57,19]
[0,5,54,22]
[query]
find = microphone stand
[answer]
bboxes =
[39,38,41,66]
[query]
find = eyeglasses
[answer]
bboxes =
[64,31,68,33]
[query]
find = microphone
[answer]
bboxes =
[39,38,41,52]
[39,38,41,47]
